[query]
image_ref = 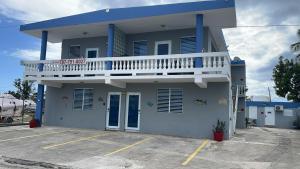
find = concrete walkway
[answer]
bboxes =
[0,126,299,169]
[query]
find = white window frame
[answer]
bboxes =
[69,45,81,58]
[133,40,148,56]
[155,40,172,55]
[85,48,99,58]
[73,88,94,111]
[157,88,183,114]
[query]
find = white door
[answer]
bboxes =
[249,106,258,119]
[125,92,141,131]
[106,92,121,130]
[264,107,275,126]
[155,41,171,55]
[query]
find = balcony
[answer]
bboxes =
[21,52,231,88]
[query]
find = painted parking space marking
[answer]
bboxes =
[104,137,152,156]
[43,132,111,150]
[229,140,276,146]
[0,130,73,143]
[181,140,209,166]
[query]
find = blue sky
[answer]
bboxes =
[0,0,299,101]
[0,15,38,92]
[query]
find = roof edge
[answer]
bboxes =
[20,0,235,32]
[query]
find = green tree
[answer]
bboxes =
[273,58,300,102]
[289,64,300,101]
[273,56,291,97]
[13,79,35,123]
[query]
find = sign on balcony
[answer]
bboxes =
[57,58,86,65]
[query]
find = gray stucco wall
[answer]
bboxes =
[275,111,299,129]
[61,28,218,59]
[45,82,230,139]
[236,97,246,128]
[126,28,212,55]
[231,64,246,129]
[61,36,108,59]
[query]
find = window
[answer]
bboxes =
[69,45,81,58]
[180,37,196,54]
[133,41,148,56]
[157,88,183,113]
[73,89,93,110]
[155,41,171,55]
[86,48,99,58]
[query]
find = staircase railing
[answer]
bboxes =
[233,85,239,133]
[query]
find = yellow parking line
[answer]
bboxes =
[43,132,110,150]
[0,130,73,143]
[181,140,209,166]
[105,137,152,156]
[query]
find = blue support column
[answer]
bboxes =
[195,14,203,68]
[35,31,48,125]
[106,24,115,70]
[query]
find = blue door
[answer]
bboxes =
[106,93,121,129]
[126,93,140,130]
[155,41,171,55]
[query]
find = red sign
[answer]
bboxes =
[56,59,86,65]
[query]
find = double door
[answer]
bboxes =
[106,92,140,131]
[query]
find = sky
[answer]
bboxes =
[0,0,299,101]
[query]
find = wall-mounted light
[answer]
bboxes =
[194,99,207,105]
[160,24,166,28]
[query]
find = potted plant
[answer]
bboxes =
[213,120,225,142]
[29,116,40,128]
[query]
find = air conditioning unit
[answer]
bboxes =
[274,105,284,112]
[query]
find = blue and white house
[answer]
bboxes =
[20,0,245,139]
[246,98,300,129]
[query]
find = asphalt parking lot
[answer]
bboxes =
[0,126,299,169]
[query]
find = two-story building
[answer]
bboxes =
[20,0,244,139]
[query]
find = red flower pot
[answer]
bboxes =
[213,132,224,142]
[29,119,40,128]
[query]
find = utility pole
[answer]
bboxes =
[268,87,272,102]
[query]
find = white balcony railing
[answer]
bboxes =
[21,52,231,80]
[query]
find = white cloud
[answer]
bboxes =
[12,43,61,60]
[223,1,300,100]
[0,0,101,22]
[0,0,195,22]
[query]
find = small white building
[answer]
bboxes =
[246,98,300,128]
